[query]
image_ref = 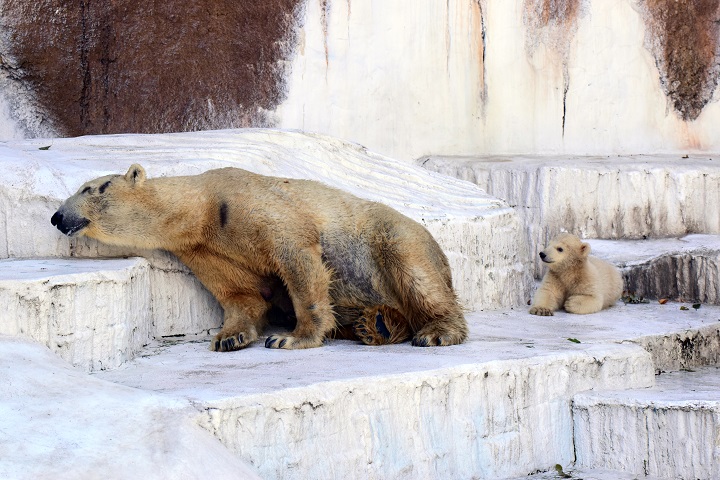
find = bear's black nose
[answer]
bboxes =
[539,251,546,260]
[51,211,62,227]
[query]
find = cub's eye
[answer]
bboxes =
[99,181,112,194]
[82,187,92,194]
[556,247,564,252]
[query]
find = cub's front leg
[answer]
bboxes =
[212,296,268,352]
[265,243,336,349]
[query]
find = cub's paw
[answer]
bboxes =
[264,334,323,350]
[564,296,601,315]
[529,306,554,316]
[211,332,253,352]
[411,321,467,347]
[354,306,410,346]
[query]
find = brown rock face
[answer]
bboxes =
[0,0,303,136]
[637,0,720,121]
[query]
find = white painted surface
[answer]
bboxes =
[574,366,720,480]
[277,0,720,159]
[0,336,261,480]
[5,1,720,159]
[0,128,532,309]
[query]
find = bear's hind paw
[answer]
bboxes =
[354,306,411,346]
[411,321,467,347]
[264,334,323,350]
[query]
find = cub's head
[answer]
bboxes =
[50,164,147,245]
[538,233,589,270]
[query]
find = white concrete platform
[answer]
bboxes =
[0,129,533,310]
[0,257,222,372]
[93,303,720,480]
[0,335,261,480]
[573,366,720,480]
[419,155,720,276]
[590,234,720,305]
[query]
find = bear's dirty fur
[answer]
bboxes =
[529,233,623,316]
[51,164,468,351]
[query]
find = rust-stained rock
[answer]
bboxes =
[0,0,303,136]
[636,0,720,121]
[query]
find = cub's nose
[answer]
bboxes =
[51,211,62,227]
[539,251,546,260]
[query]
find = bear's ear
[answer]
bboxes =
[125,164,146,186]
[580,242,591,257]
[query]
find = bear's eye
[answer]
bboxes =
[556,247,564,252]
[99,181,112,194]
[81,187,92,195]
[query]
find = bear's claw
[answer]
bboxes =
[211,332,250,352]
[264,334,323,349]
[529,306,554,316]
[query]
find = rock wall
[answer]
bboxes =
[2,1,720,158]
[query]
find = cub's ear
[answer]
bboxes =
[580,242,591,257]
[125,164,146,186]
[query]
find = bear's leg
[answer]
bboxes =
[377,239,468,346]
[265,245,336,349]
[211,297,268,352]
[564,294,604,314]
[529,279,563,316]
[354,305,411,345]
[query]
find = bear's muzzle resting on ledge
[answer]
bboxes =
[52,164,468,351]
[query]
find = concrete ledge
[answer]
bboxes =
[573,366,720,480]
[95,304,720,480]
[0,129,533,310]
[0,336,260,479]
[589,234,720,305]
[419,155,720,276]
[0,257,222,371]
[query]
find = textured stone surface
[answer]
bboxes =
[590,234,720,305]
[573,366,720,480]
[0,129,532,310]
[0,257,153,371]
[0,257,222,371]
[420,155,720,276]
[0,336,261,479]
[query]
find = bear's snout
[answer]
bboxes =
[51,209,90,236]
[539,251,546,260]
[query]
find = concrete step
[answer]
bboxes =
[419,155,720,276]
[573,366,720,480]
[589,234,720,305]
[0,257,222,372]
[0,335,261,479]
[94,303,720,480]
[0,129,533,310]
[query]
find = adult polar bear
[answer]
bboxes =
[51,164,468,351]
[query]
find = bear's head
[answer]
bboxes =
[51,164,149,246]
[538,233,589,271]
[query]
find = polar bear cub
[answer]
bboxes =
[529,233,623,316]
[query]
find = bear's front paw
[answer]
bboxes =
[211,332,253,352]
[529,305,554,316]
[264,334,323,350]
